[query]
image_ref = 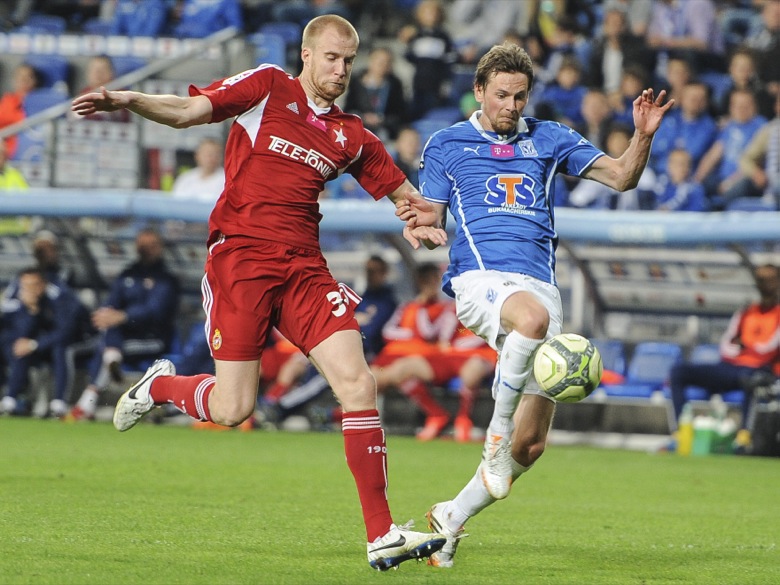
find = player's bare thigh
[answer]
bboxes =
[308,329,376,412]
[511,393,555,467]
[209,358,261,426]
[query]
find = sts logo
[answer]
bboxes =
[485,174,536,207]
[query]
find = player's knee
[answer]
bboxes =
[209,394,256,427]
[335,369,376,410]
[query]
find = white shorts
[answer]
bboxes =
[450,270,564,397]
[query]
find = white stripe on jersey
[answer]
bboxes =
[236,94,270,147]
[450,171,485,270]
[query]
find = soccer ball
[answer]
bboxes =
[533,333,603,403]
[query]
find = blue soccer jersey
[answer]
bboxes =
[419,112,604,296]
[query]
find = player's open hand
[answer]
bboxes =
[71,87,128,116]
[633,88,674,136]
[403,225,447,250]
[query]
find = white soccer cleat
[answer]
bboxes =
[367,520,446,571]
[113,359,175,432]
[425,502,467,568]
[480,433,513,499]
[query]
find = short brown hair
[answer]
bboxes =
[474,43,535,92]
[302,14,359,49]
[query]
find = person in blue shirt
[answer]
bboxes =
[0,268,85,418]
[649,80,718,175]
[68,228,180,420]
[110,0,168,38]
[653,148,708,211]
[173,0,243,39]
[405,42,673,568]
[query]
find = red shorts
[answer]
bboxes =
[202,235,360,360]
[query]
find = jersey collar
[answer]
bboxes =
[469,111,528,144]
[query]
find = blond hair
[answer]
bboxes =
[302,14,359,49]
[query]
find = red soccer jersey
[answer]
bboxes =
[190,65,406,249]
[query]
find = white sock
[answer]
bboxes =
[448,459,534,531]
[450,469,493,526]
[488,331,543,437]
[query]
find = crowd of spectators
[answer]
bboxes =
[0,1,779,210]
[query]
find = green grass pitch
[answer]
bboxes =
[1,418,778,585]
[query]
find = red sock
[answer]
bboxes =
[400,379,448,418]
[331,406,343,424]
[342,409,393,542]
[264,381,290,403]
[150,374,215,421]
[457,384,477,419]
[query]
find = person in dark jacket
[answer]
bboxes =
[0,268,84,417]
[68,228,180,420]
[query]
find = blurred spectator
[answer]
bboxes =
[539,14,593,85]
[354,254,397,362]
[68,228,180,421]
[720,89,780,209]
[172,0,243,38]
[537,55,587,127]
[659,56,692,106]
[602,0,653,37]
[744,0,780,95]
[714,48,773,120]
[646,0,725,74]
[608,63,651,127]
[73,55,130,122]
[447,0,532,63]
[109,0,167,37]
[586,5,654,95]
[650,81,718,174]
[0,1,33,30]
[695,88,767,206]
[171,137,225,202]
[568,124,656,210]
[577,88,614,150]
[392,126,421,188]
[0,139,28,190]
[398,0,457,120]
[36,0,103,31]
[653,148,709,211]
[0,268,85,418]
[0,63,40,159]
[667,263,780,453]
[343,46,407,141]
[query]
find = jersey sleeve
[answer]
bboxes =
[346,129,405,200]
[552,123,605,177]
[188,64,277,123]
[418,135,449,203]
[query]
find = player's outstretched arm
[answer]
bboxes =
[584,88,674,192]
[71,87,213,129]
[388,179,447,249]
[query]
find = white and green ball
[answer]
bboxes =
[533,333,603,403]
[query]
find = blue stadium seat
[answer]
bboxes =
[81,18,113,36]
[726,197,778,212]
[258,22,302,46]
[699,72,732,106]
[24,55,69,91]
[249,33,287,68]
[604,341,683,399]
[23,88,67,116]
[682,343,721,401]
[14,14,67,34]
[111,56,147,78]
[412,118,450,144]
[12,128,47,162]
[591,338,627,377]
